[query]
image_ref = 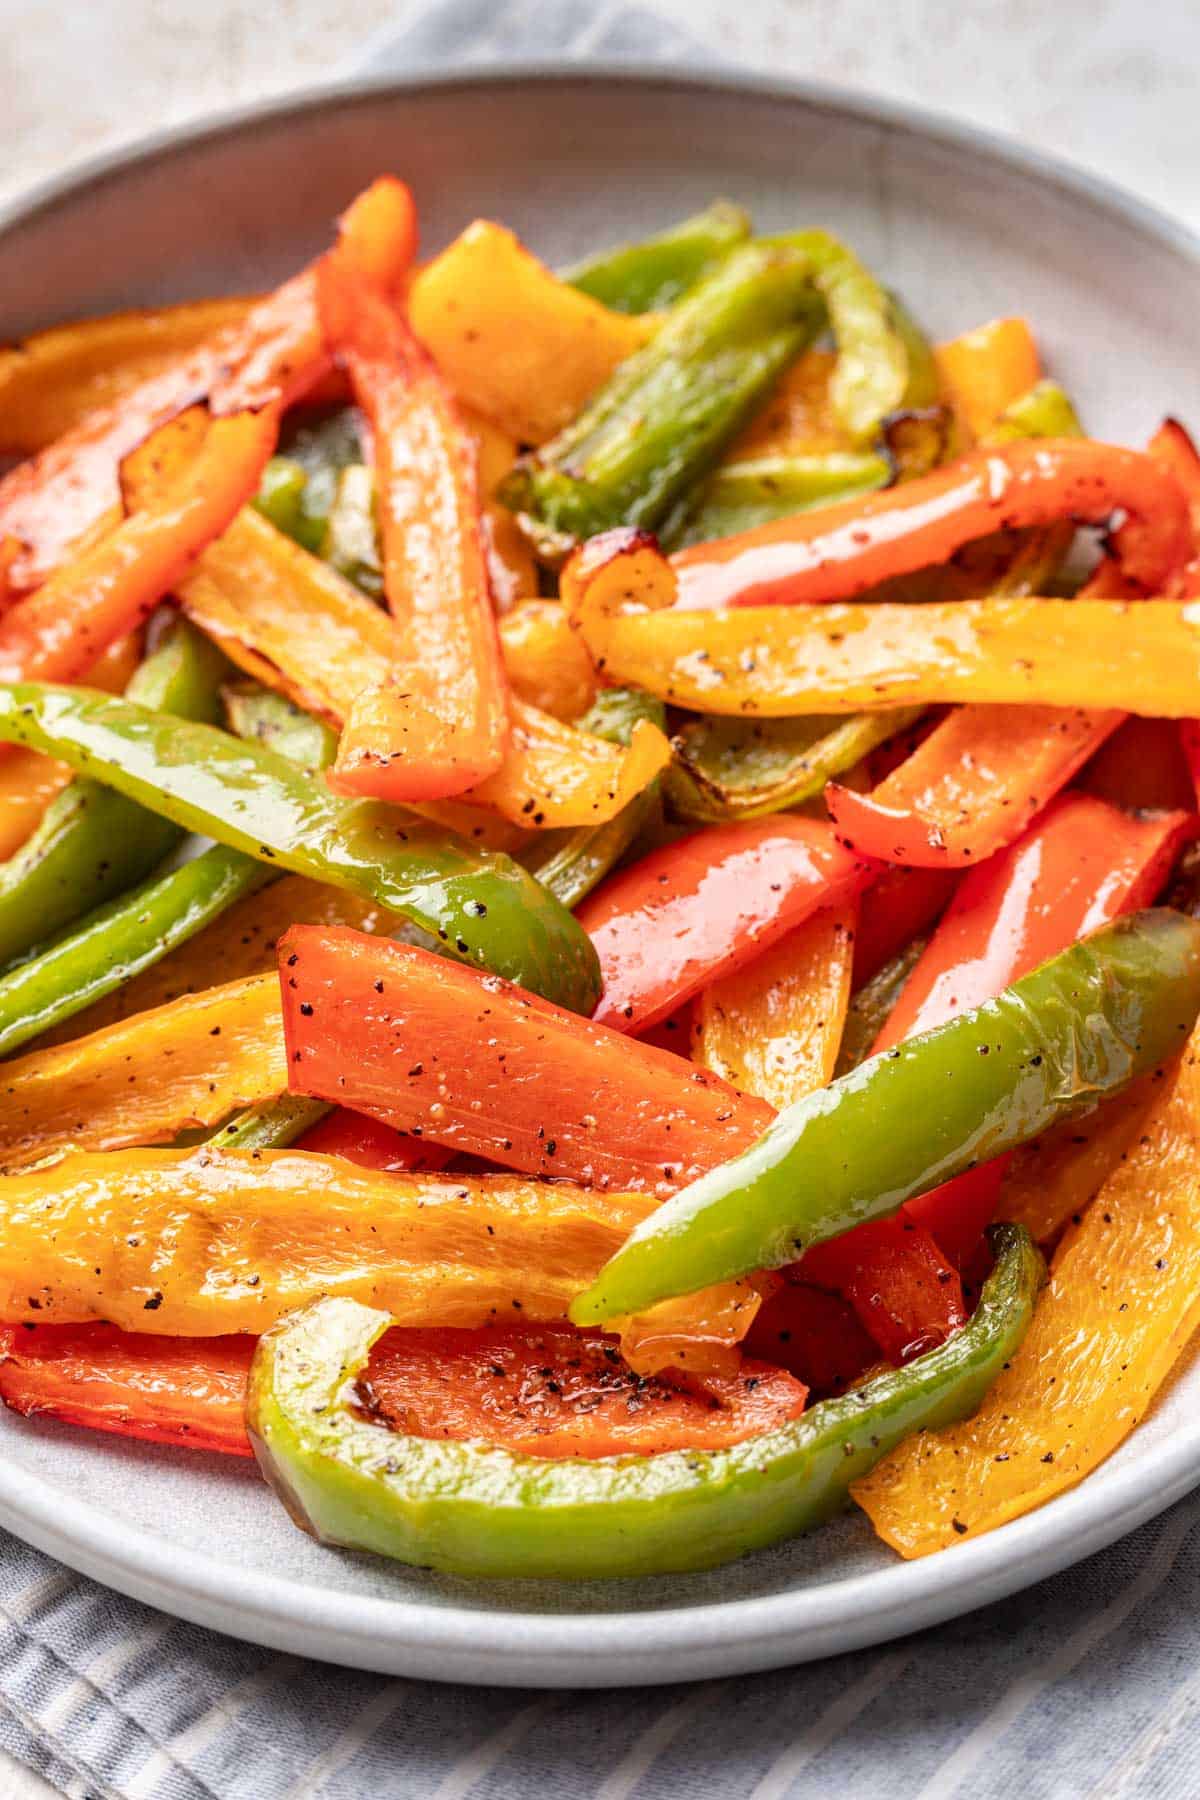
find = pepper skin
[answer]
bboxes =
[571,910,1200,1323]
[576,816,872,1034]
[563,200,751,314]
[0,683,601,1014]
[246,1222,1041,1580]
[668,438,1191,609]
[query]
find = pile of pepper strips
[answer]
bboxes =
[0,179,1199,1576]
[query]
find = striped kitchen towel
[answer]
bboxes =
[3,3,1200,1797]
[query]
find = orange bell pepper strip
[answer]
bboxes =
[690,901,856,1110]
[577,818,873,1035]
[0,176,414,599]
[933,317,1041,441]
[317,258,511,803]
[853,1026,1200,1553]
[996,1074,1159,1247]
[667,438,1191,610]
[0,973,285,1172]
[0,1146,665,1336]
[0,297,256,456]
[279,925,772,1193]
[0,1323,255,1457]
[294,1106,453,1174]
[0,407,278,687]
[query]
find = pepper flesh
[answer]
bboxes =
[317,257,511,802]
[246,1223,1041,1580]
[0,683,601,1013]
[571,910,1200,1323]
[667,438,1190,609]
[563,200,751,314]
[576,816,872,1033]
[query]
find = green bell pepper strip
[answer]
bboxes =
[499,241,822,556]
[572,909,1200,1323]
[0,685,601,1014]
[213,1094,331,1151]
[665,706,924,825]
[666,449,892,548]
[253,458,324,554]
[247,1222,1042,1580]
[255,406,366,552]
[222,684,338,776]
[834,933,931,1079]
[0,843,272,1059]
[522,688,665,910]
[0,619,228,972]
[320,465,384,599]
[563,199,752,314]
[987,379,1083,445]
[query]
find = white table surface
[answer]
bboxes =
[0,0,1197,1793]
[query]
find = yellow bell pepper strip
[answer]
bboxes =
[0,407,278,687]
[408,222,655,445]
[729,347,846,456]
[0,974,284,1171]
[169,506,667,833]
[0,1146,661,1334]
[853,1036,1200,1553]
[934,316,1041,440]
[665,706,924,824]
[576,816,872,1035]
[0,684,601,1013]
[499,242,821,556]
[996,1075,1159,1247]
[246,1223,1041,1581]
[563,200,752,313]
[464,408,540,609]
[496,600,597,722]
[0,176,413,600]
[568,558,1200,721]
[317,257,512,804]
[0,297,256,456]
[571,910,1200,1324]
[666,438,1190,610]
[690,901,857,1109]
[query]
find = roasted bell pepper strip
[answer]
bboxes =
[729,347,846,457]
[665,706,923,823]
[294,1107,453,1174]
[987,379,1082,444]
[576,816,872,1034]
[319,465,384,599]
[666,439,1190,610]
[996,1074,1158,1246]
[572,587,1200,720]
[826,704,1126,868]
[745,1280,879,1397]
[667,450,892,548]
[0,845,273,1063]
[171,507,667,834]
[803,1217,967,1364]
[850,863,957,987]
[571,909,1200,1323]
[0,297,257,456]
[0,408,278,687]
[221,683,338,774]
[1148,417,1200,598]
[0,618,228,971]
[279,926,772,1192]
[213,1094,331,1153]
[499,242,821,553]
[563,200,751,313]
[933,317,1041,440]
[0,684,601,1013]
[408,222,654,444]
[853,1042,1200,1553]
[0,1147,664,1334]
[317,260,511,803]
[0,1324,256,1457]
[690,901,856,1109]
[1081,716,1196,814]
[247,1223,1040,1580]
[835,933,930,1078]
[0,178,413,598]
[496,600,597,722]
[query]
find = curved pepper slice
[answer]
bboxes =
[933,317,1041,440]
[318,257,511,803]
[571,910,1200,1324]
[294,1107,453,1174]
[563,200,751,314]
[576,816,873,1034]
[0,683,601,1013]
[246,1222,1041,1580]
[667,438,1190,609]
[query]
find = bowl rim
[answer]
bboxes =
[2,61,1200,1683]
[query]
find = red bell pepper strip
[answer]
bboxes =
[851,863,958,986]
[826,704,1124,869]
[669,438,1191,610]
[0,408,278,685]
[576,817,873,1034]
[1148,418,1200,596]
[0,177,415,600]
[743,1281,878,1397]
[280,925,772,1192]
[801,1217,967,1363]
[318,259,510,803]
[0,1323,255,1457]
[294,1106,453,1174]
